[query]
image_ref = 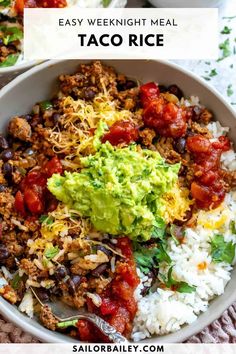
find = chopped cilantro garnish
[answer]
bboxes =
[102,0,111,6]
[0,54,19,68]
[218,38,231,61]
[221,26,232,34]
[39,215,54,225]
[11,273,22,290]
[230,221,236,234]
[44,246,59,260]
[227,84,234,97]
[133,242,171,275]
[202,76,211,81]
[0,0,11,6]
[222,16,236,21]
[210,234,235,264]
[159,266,196,293]
[209,69,217,77]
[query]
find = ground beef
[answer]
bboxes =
[0,191,15,219]
[39,305,58,331]
[139,128,156,146]
[8,117,32,142]
[199,108,213,125]
[155,137,183,164]
[189,121,212,138]
[20,259,39,279]
[220,169,236,189]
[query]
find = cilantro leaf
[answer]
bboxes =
[0,0,11,6]
[160,266,196,294]
[102,0,111,7]
[151,217,166,240]
[11,273,22,290]
[209,69,217,77]
[133,242,171,274]
[44,246,59,260]
[227,84,234,97]
[218,38,232,61]
[221,26,232,34]
[0,54,19,68]
[210,234,235,264]
[39,215,54,225]
[230,221,236,234]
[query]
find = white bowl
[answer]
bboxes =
[148,0,226,8]
[0,59,235,343]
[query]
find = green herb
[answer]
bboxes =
[0,26,23,45]
[102,0,111,7]
[40,100,53,112]
[0,0,11,6]
[160,266,196,293]
[218,38,231,61]
[227,84,234,97]
[202,76,211,81]
[205,61,211,65]
[57,319,78,329]
[222,16,236,21]
[210,234,235,264]
[0,54,19,68]
[221,26,232,34]
[209,69,217,77]
[11,273,21,290]
[151,218,166,240]
[44,246,59,260]
[230,221,236,234]
[133,242,171,275]
[39,215,54,225]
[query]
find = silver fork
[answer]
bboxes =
[30,287,129,343]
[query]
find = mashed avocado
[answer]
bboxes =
[48,143,187,241]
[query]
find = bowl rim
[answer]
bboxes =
[0,58,235,343]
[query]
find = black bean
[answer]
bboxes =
[24,114,33,122]
[30,116,43,128]
[158,85,167,93]
[0,184,6,192]
[66,278,76,295]
[35,288,49,302]
[52,113,61,125]
[0,245,9,262]
[174,137,186,154]
[0,39,3,46]
[124,80,137,90]
[67,276,82,295]
[1,149,14,162]
[54,266,68,281]
[2,162,13,179]
[71,275,82,287]
[117,80,136,92]
[91,263,108,277]
[84,88,96,100]
[96,245,112,257]
[0,135,9,150]
[167,84,183,100]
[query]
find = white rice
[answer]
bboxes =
[132,120,236,341]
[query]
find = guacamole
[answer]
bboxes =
[48,143,180,241]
